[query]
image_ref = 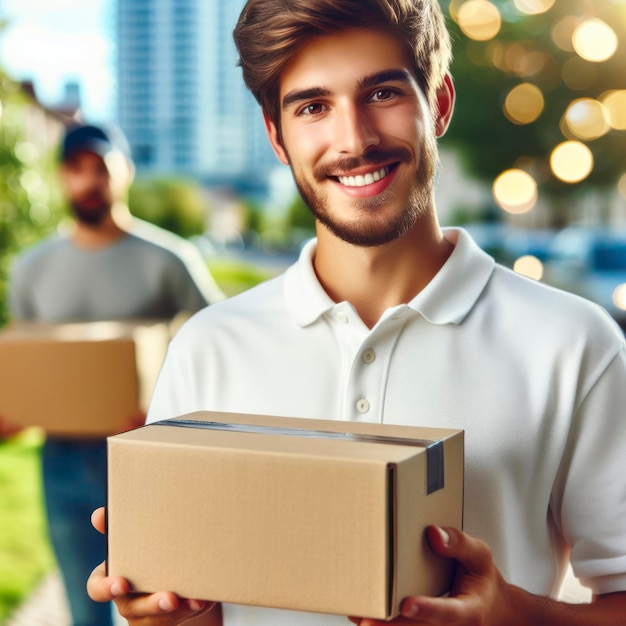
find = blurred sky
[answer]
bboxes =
[0,0,113,122]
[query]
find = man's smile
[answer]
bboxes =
[328,162,401,198]
[336,165,392,187]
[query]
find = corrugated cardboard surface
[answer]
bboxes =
[0,320,171,436]
[107,411,464,619]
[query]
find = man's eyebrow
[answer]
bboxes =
[282,87,331,111]
[281,69,413,111]
[359,69,413,90]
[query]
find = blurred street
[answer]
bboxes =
[6,571,126,626]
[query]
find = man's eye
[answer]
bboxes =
[299,103,324,116]
[370,89,395,102]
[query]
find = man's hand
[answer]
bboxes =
[349,526,626,626]
[349,525,516,626]
[87,507,220,625]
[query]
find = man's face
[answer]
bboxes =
[266,28,447,248]
[60,151,114,225]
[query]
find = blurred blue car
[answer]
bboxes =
[543,226,626,331]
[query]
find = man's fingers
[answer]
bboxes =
[115,591,209,621]
[400,594,476,622]
[91,507,106,534]
[426,525,492,574]
[86,561,129,603]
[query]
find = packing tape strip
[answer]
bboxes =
[155,418,445,494]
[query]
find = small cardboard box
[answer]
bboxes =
[107,411,464,619]
[0,320,172,436]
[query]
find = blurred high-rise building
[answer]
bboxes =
[116,0,277,197]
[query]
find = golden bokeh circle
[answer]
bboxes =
[504,83,545,125]
[563,98,610,141]
[550,141,594,183]
[458,0,502,41]
[514,0,555,16]
[514,255,544,281]
[601,91,626,131]
[573,18,618,63]
[493,169,538,214]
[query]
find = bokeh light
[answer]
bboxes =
[550,141,594,183]
[561,57,598,90]
[514,0,555,16]
[612,284,626,311]
[502,44,549,78]
[552,16,578,52]
[448,0,466,23]
[513,255,544,280]
[493,169,538,214]
[573,18,618,63]
[457,0,502,42]
[563,98,610,141]
[600,91,626,131]
[504,83,545,124]
[505,43,530,75]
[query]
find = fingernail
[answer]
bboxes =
[402,601,419,617]
[188,599,206,611]
[110,582,124,597]
[159,597,175,612]
[437,526,450,546]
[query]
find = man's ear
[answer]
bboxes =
[263,109,289,165]
[434,73,455,138]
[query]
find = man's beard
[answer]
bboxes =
[69,192,111,226]
[291,138,438,248]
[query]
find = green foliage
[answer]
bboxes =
[0,71,65,327]
[0,431,55,621]
[285,193,315,235]
[206,257,273,297]
[128,177,210,239]
[240,197,265,235]
[443,0,626,201]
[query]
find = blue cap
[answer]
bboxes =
[60,123,132,163]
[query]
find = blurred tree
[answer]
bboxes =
[285,193,316,235]
[128,177,209,239]
[442,0,626,225]
[0,69,65,327]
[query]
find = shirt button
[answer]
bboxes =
[362,348,376,364]
[356,398,370,414]
[336,311,349,324]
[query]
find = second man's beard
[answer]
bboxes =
[69,194,112,226]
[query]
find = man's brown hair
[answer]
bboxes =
[233,0,452,129]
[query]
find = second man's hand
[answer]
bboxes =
[87,507,219,625]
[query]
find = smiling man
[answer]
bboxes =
[87,1,626,625]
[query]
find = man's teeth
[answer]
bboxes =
[338,166,389,187]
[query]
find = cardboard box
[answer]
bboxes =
[107,411,464,619]
[0,320,172,436]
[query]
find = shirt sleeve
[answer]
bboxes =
[551,343,626,595]
[146,318,208,423]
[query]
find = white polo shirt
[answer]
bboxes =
[147,228,626,626]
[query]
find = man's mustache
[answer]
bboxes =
[314,148,412,181]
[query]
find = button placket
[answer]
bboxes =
[340,310,405,422]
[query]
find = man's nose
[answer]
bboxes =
[333,104,380,155]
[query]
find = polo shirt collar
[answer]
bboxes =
[284,228,495,327]
[407,228,495,324]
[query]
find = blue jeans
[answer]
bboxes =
[42,439,113,626]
